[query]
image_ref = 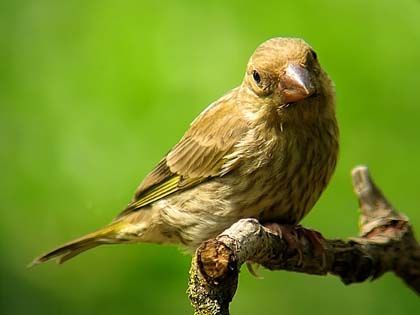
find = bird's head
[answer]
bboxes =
[239,37,335,124]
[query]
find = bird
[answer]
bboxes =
[30,37,339,266]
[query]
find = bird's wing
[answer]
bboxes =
[116,89,248,219]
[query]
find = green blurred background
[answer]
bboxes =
[1,0,419,314]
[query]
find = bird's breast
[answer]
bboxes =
[229,121,338,224]
[153,118,338,248]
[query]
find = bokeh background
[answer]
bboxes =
[1,0,420,314]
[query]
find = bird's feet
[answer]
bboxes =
[263,223,327,268]
[295,225,327,268]
[263,223,304,265]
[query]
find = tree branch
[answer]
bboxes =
[187,166,420,315]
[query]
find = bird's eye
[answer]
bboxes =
[252,70,261,84]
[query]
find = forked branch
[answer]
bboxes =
[187,166,420,315]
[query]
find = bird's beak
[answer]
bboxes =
[280,64,316,104]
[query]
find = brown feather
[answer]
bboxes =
[28,221,126,266]
[30,37,340,265]
[116,88,249,219]
[31,37,339,265]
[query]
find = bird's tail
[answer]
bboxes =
[29,221,127,267]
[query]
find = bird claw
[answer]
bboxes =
[264,223,304,266]
[264,223,327,269]
[246,262,264,279]
[296,226,327,269]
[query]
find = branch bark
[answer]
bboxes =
[187,166,420,315]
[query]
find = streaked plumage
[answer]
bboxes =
[31,37,339,266]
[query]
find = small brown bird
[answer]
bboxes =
[31,37,339,266]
